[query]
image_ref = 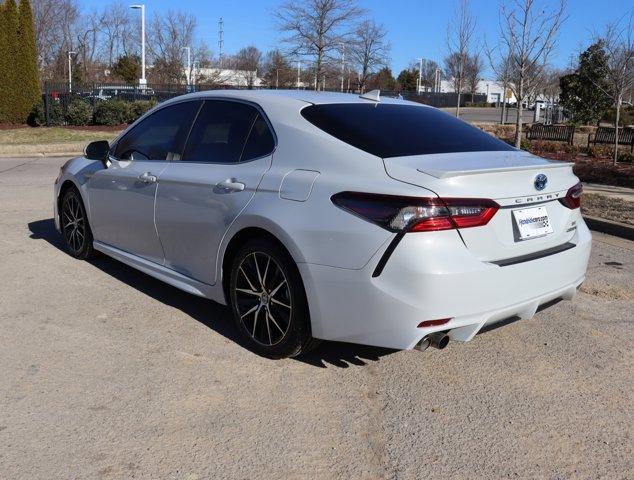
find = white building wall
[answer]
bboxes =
[191,68,264,87]
[435,79,517,104]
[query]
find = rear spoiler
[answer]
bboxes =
[418,161,574,179]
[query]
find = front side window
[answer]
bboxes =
[182,100,274,164]
[114,101,200,161]
[301,103,515,158]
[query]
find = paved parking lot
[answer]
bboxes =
[440,106,535,124]
[1,156,632,479]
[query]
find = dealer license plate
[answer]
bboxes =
[513,206,554,240]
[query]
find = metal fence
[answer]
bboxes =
[42,80,491,126]
[387,91,489,108]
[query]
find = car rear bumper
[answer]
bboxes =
[299,219,592,350]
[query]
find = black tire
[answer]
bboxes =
[229,238,318,359]
[60,188,95,260]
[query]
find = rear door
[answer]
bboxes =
[86,100,201,264]
[155,99,275,285]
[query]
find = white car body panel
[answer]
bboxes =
[54,89,592,351]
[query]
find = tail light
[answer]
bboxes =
[331,192,499,232]
[559,182,582,209]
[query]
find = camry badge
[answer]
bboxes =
[534,174,548,191]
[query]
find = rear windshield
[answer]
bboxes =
[301,103,514,158]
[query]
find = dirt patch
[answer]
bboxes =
[579,282,633,300]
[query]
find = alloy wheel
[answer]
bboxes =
[62,194,86,255]
[234,252,292,346]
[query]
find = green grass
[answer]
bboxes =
[0,127,120,145]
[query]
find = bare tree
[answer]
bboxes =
[98,2,133,67]
[235,46,263,89]
[349,19,390,93]
[32,0,80,77]
[464,52,484,102]
[263,50,296,88]
[149,10,197,83]
[443,52,465,97]
[75,11,100,81]
[275,0,365,91]
[445,0,476,117]
[419,59,440,92]
[485,30,515,124]
[596,14,634,164]
[497,0,566,147]
[540,66,564,104]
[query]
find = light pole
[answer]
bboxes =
[297,61,301,89]
[67,51,75,93]
[340,43,345,92]
[130,4,146,86]
[417,58,423,94]
[182,46,191,85]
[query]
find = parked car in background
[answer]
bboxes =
[87,86,155,102]
[53,90,591,358]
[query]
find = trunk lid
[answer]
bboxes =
[383,150,581,262]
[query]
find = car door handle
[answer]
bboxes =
[138,172,158,184]
[215,178,245,193]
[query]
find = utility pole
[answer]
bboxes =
[218,17,224,68]
[183,46,191,85]
[67,51,76,93]
[130,4,146,86]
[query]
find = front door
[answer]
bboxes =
[86,100,201,264]
[155,100,276,285]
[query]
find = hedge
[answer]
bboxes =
[65,98,93,126]
[27,98,62,126]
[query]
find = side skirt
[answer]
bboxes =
[93,241,227,304]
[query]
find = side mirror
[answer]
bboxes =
[85,140,110,168]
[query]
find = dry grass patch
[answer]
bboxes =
[0,127,119,145]
[582,193,634,226]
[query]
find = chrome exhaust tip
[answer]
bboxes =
[429,332,450,350]
[414,337,431,352]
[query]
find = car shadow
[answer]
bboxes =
[27,218,396,369]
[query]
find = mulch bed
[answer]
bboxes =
[0,123,28,130]
[0,123,126,132]
[536,151,634,188]
[60,124,126,132]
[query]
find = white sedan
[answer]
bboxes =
[54,90,591,358]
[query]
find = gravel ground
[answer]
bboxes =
[0,156,632,480]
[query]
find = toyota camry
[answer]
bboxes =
[54,90,591,358]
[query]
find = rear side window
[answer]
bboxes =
[114,101,200,160]
[182,100,272,164]
[301,103,514,158]
[242,115,275,161]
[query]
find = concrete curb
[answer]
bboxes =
[584,215,634,241]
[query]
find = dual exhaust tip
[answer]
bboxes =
[415,332,450,352]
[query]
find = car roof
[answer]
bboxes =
[163,89,425,108]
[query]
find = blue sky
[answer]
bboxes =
[82,0,632,75]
